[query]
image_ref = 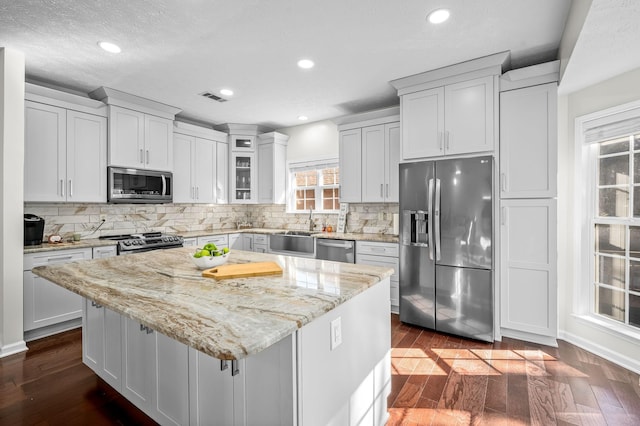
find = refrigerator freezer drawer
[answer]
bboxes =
[435,265,493,342]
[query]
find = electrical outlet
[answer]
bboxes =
[330,317,342,350]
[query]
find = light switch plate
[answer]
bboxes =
[330,317,342,350]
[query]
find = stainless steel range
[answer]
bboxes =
[100,232,183,255]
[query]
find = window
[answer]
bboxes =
[288,160,340,213]
[578,101,640,332]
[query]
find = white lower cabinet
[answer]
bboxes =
[83,299,122,391]
[196,234,229,250]
[355,241,399,313]
[252,234,268,253]
[229,233,243,250]
[500,199,557,344]
[23,248,91,335]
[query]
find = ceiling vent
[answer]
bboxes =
[199,91,228,102]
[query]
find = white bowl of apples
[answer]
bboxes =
[190,243,230,269]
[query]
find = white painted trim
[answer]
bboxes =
[0,341,28,358]
[173,120,227,142]
[90,86,181,119]
[25,83,107,115]
[500,328,558,348]
[559,324,640,375]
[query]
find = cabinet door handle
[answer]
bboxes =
[91,301,103,308]
[445,131,450,150]
[60,179,65,197]
[139,324,153,334]
[438,131,443,151]
[220,360,229,371]
[386,183,389,197]
[146,150,149,164]
[196,186,199,200]
[231,360,240,376]
[501,207,506,226]
[380,184,383,197]
[501,173,506,192]
[139,149,144,164]
[68,179,73,197]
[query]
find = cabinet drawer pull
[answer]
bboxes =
[48,255,73,262]
[139,324,153,334]
[220,360,229,371]
[231,360,240,376]
[91,301,103,309]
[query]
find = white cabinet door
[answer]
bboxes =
[82,298,122,391]
[23,249,90,331]
[242,234,254,251]
[339,128,362,202]
[216,142,229,204]
[356,242,400,313]
[258,142,274,204]
[173,133,195,203]
[155,332,190,426]
[362,125,386,202]
[229,233,243,250]
[444,76,494,155]
[500,199,557,338]
[385,122,400,203]
[24,101,66,202]
[197,234,229,250]
[66,110,107,202]
[188,350,236,426]
[109,105,145,168]
[145,114,173,171]
[401,87,444,160]
[92,245,117,258]
[194,138,216,203]
[103,307,123,390]
[122,317,156,413]
[500,82,557,198]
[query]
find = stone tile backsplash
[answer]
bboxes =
[24,202,399,240]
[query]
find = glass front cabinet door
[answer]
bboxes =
[231,152,256,203]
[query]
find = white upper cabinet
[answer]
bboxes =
[362,122,400,203]
[24,96,107,203]
[399,76,494,160]
[400,87,444,159]
[109,105,173,171]
[338,128,362,203]
[173,122,229,204]
[391,52,508,161]
[500,82,558,198]
[89,87,181,172]
[258,132,288,204]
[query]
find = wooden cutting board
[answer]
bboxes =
[202,262,283,280]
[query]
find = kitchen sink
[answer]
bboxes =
[269,232,315,257]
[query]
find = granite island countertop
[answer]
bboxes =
[31,247,393,360]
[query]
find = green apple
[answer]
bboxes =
[222,247,230,254]
[203,243,217,252]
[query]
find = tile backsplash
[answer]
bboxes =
[24,202,399,240]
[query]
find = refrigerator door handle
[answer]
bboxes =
[434,178,441,261]
[428,178,434,260]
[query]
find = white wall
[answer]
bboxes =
[558,66,640,373]
[0,47,27,357]
[277,119,339,163]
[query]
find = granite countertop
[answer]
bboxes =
[24,238,117,254]
[31,247,393,360]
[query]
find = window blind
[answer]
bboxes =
[583,107,640,144]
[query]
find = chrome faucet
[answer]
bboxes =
[308,209,315,231]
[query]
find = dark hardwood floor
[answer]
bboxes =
[1,316,639,425]
[387,315,640,425]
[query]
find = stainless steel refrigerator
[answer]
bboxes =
[399,156,493,342]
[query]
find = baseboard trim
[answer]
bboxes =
[24,318,81,342]
[0,340,28,358]
[559,329,640,375]
[500,327,558,347]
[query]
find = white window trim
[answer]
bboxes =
[574,98,640,340]
[286,157,340,214]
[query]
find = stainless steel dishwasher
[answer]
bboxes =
[315,238,356,263]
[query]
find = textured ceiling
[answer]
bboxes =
[559,0,640,94]
[1,0,572,128]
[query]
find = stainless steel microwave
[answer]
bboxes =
[108,167,173,203]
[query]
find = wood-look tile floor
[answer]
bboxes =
[1,316,640,425]
[388,314,640,426]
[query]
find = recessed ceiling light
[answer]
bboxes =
[297,59,315,69]
[427,9,450,24]
[298,115,309,121]
[97,41,121,53]
[220,88,234,96]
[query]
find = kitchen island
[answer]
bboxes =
[32,247,393,426]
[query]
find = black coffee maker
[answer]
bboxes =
[24,214,45,246]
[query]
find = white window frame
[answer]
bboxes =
[575,98,640,340]
[286,158,340,214]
